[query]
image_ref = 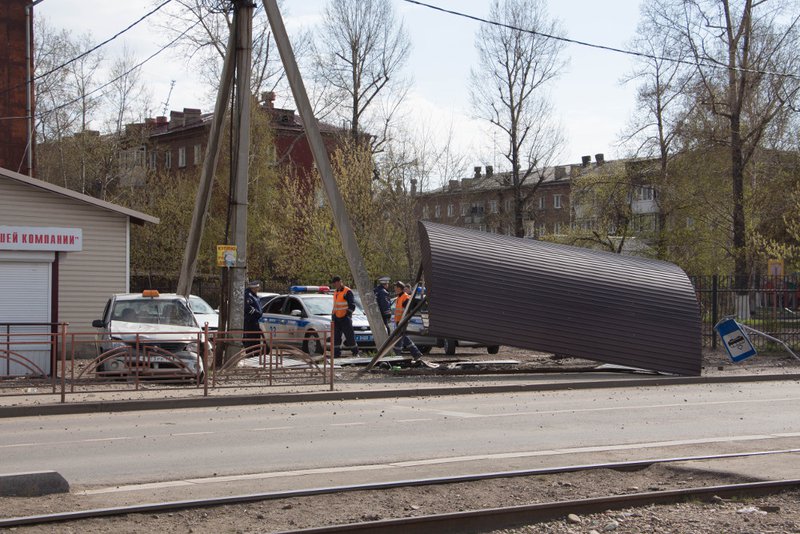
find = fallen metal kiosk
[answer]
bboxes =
[416,222,702,376]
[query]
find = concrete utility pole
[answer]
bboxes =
[176,18,238,299]
[227,0,254,333]
[261,0,389,349]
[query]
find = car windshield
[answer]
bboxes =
[188,296,216,314]
[112,298,197,327]
[299,294,367,317]
[302,295,333,316]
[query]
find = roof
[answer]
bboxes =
[418,221,702,376]
[420,166,567,197]
[0,166,159,225]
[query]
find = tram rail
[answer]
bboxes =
[2,448,799,530]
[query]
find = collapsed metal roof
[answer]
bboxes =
[418,221,702,376]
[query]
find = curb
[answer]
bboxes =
[0,471,69,497]
[2,373,799,419]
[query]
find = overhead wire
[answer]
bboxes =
[37,21,201,120]
[34,0,175,83]
[401,0,800,81]
[0,0,174,100]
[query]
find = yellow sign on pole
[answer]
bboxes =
[768,258,784,277]
[216,245,237,268]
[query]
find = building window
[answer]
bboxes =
[422,206,430,219]
[538,196,545,209]
[554,222,561,234]
[434,205,441,218]
[553,194,562,209]
[470,201,484,215]
[118,146,145,170]
[504,199,512,212]
[538,223,546,236]
[489,200,498,214]
[194,144,202,165]
[447,204,454,217]
[147,150,157,170]
[178,147,187,168]
[637,185,654,201]
[461,203,469,216]
[165,150,172,169]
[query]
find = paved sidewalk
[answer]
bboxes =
[2,353,799,418]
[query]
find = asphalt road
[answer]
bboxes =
[2,381,800,489]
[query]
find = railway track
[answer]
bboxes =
[2,448,799,531]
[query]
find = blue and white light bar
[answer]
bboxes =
[289,285,330,294]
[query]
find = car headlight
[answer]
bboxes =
[109,337,128,349]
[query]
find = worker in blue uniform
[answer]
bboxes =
[373,275,392,333]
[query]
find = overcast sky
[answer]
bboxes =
[37,0,644,169]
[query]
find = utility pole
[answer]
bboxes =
[262,0,389,348]
[227,0,254,334]
[176,18,237,299]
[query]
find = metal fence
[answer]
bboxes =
[690,275,800,350]
[0,323,335,401]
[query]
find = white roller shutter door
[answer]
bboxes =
[0,260,52,376]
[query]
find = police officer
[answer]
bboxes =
[243,280,264,351]
[330,276,360,358]
[373,275,392,333]
[393,281,422,361]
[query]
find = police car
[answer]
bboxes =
[259,286,375,355]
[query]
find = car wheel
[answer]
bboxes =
[303,331,324,356]
[443,338,457,356]
[487,345,500,355]
[419,345,432,354]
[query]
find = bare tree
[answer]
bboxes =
[650,0,800,314]
[470,0,566,238]
[619,0,697,258]
[313,0,411,148]
[156,0,306,105]
[34,17,107,192]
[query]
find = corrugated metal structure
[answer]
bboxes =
[418,222,702,376]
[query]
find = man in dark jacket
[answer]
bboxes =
[243,280,264,351]
[373,276,392,333]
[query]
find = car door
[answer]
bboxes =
[283,297,307,344]
[261,296,287,342]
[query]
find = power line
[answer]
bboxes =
[36,21,201,122]
[34,0,175,83]
[401,0,800,81]
[0,0,174,100]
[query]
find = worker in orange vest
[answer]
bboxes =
[330,276,360,358]
[393,281,422,361]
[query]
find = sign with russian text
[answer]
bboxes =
[0,226,82,251]
[216,245,237,267]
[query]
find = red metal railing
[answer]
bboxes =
[0,323,335,402]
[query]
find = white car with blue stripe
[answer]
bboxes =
[258,286,375,355]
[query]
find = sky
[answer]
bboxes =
[37,0,645,170]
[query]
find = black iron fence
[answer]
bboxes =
[690,275,800,351]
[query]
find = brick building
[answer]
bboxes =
[0,0,33,175]
[415,165,573,238]
[118,92,346,186]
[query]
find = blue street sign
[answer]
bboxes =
[714,318,757,363]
